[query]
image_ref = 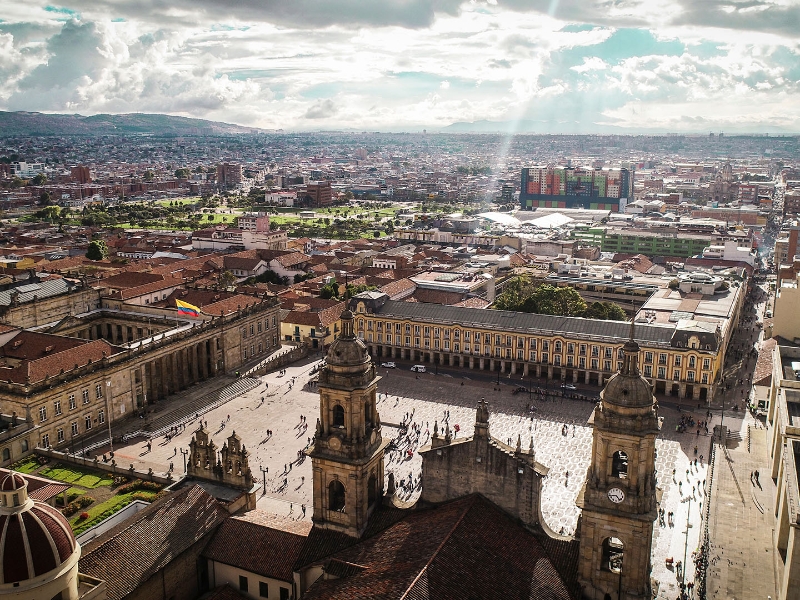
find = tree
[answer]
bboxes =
[218,270,237,290]
[37,206,61,222]
[584,301,627,321]
[319,282,340,299]
[38,191,53,206]
[144,170,155,181]
[174,168,190,179]
[31,173,47,186]
[86,240,108,261]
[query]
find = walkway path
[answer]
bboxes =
[705,422,777,600]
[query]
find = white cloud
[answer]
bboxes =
[0,2,797,131]
[571,56,608,73]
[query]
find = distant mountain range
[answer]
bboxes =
[0,111,265,136]
[440,119,542,133]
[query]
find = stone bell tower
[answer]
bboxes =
[577,321,660,600]
[309,309,388,538]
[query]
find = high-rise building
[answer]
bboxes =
[70,165,92,184]
[520,166,634,212]
[304,180,333,207]
[216,163,243,188]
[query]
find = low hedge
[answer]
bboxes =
[63,496,95,517]
[116,480,162,495]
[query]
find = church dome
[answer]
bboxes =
[600,336,654,410]
[325,309,370,369]
[601,369,654,409]
[1,471,25,491]
[0,472,79,586]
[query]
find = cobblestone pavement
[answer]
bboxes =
[104,356,746,598]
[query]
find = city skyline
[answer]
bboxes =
[0,1,799,134]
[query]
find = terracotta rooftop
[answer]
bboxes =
[80,485,228,600]
[203,511,312,582]
[202,294,263,316]
[301,494,579,600]
[102,272,166,289]
[754,338,776,387]
[0,331,119,384]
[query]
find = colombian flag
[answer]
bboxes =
[176,299,201,318]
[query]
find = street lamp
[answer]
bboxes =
[180,448,189,472]
[682,496,693,591]
[260,465,269,495]
[104,381,114,453]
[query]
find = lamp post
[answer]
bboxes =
[682,496,692,591]
[260,465,269,495]
[719,377,725,441]
[180,448,189,472]
[104,380,114,453]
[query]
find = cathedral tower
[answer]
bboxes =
[309,309,388,537]
[577,322,660,600]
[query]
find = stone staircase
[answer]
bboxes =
[82,377,260,453]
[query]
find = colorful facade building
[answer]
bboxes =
[520,166,634,211]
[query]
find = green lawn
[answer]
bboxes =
[70,490,159,535]
[37,464,114,489]
[197,213,238,224]
[154,197,200,207]
[10,456,40,474]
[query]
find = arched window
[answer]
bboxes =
[365,402,371,428]
[601,537,623,573]
[612,451,628,479]
[329,480,346,512]
[368,474,377,506]
[332,405,345,428]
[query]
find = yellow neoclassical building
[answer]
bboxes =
[349,292,724,402]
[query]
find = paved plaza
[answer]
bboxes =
[99,353,749,599]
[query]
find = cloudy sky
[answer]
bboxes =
[1,1,799,133]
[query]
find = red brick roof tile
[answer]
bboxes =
[203,511,311,582]
[80,485,228,600]
[301,495,578,600]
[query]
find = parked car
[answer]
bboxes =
[410,365,427,373]
[381,362,397,369]
[561,383,577,391]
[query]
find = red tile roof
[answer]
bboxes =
[203,511,312,582]
[0,332,119,384]
[80,485,228,600]
[202,294,263,316]
[301,495,579,600]
[754,338,776,387]
[102,272,166,289]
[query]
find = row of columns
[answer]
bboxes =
[140,338,218,404]
[372,344,709,399]
[76,322,160,344]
